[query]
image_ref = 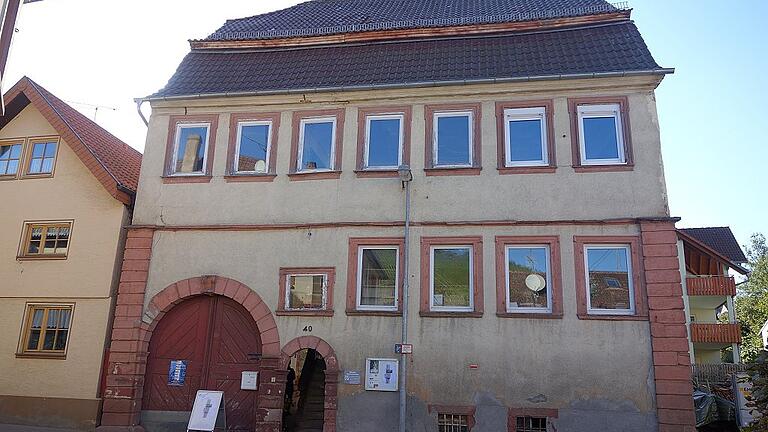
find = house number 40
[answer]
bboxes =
[302,325,313,332]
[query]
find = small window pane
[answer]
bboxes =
[507,247,550,311]
[438,413,468,432]
[300,121,334,171]
[432,248,471,309]
[54,330,68,351]
[0,161,6,174]
[508,119,543,162]
[27,330,41,350]
[175,126,208,174]
[237,123,270,172]
[516,416,547,432]
[366,117,401,168]
[10,144,22,158]
[28,158,43,174]
[0,143,22,175]
[583,117,619,160]
[7,160,18,175]
[587,247,632,311]
[360,248,398,308]
[435,114,471,166]
[287,275,325,309]
[32,143,45,158]
[44,143,57,157]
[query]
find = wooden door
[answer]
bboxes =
[143,295,262,430]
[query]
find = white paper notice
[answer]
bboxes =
[187,390,223,431]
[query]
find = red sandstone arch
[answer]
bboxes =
[280,336,340,432]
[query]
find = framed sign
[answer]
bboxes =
[365,358,398,392]
[343,370,361,385]
[168,360,187,386]
[188,390,225,431]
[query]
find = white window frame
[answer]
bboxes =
[505,245,553,313]
[297,116,337,172]
[584,244,635,315]
[284,273,328,311]
[577,104,626,166]
[429,245,474,312]
[171,123,210,176]
[234,120,273,174]
[356,246,400,311]
[363,114,404,170]
[504,107,548,167]
[433,111,473,168]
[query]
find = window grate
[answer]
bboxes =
[516,416,547,432]
[438,413,469,432]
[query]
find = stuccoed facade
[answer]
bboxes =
[99,2,695,432]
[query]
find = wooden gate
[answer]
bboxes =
[143,295,262,430]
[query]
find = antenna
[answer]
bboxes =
[63,98,117,121]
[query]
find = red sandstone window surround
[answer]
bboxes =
[277,267,335,316]
[495,236,563,319]
[508,408,558,432]
[420,236,484,317]
[346,237,405,316]
[430,405,475,432]
[495,100,556,174]
[573,235,648,320]
[424,103,482,176]
[355,106,412,178]
[163,114,219,183]
[288,108,345,181]
[225,112,281,182]
[568,96,633,173]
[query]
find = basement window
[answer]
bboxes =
[515,416,547,432]
[171,123,210,175]
[438,413,469,432]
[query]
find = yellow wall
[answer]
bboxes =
[0,105,128,400]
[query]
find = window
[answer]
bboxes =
[434,112,472,167]
[0,141,23,176]
[19,221,72,259]
[357,247,399,310]
[503,107,548,167]
[26,139,58,175]
[515,416,547,432]
[171,123,210,175]
[569,97,632,170]
[364,114,403,170]
[421,237,483,317]
[584,245,634,314]
[19,304,73,356]
[505,245,552,313]
[278,267,335,316]
[234,121,272,173]
[438,413,469,432]
[298,117,336,172]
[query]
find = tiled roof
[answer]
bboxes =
[205,0,622,41]
[1,77,142,204]
[152,21,664,99]
[679,227,748,264]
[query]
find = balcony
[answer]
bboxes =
[686,276,736,297]
[690,323,741,344]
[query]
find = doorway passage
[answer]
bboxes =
[283,348,326,432]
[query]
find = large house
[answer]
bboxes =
[99,1,695,431]
[0,77,141,429]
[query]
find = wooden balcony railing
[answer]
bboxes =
[686,276,737,297]
[690,323,741,344]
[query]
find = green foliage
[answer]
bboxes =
[743,351,768,431]
[736,233,768,363]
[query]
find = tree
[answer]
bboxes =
[736,233,768,363]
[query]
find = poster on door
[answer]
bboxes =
[167,360,187,386]
[365,358,398,391]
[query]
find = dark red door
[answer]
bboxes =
[143,295,262,430]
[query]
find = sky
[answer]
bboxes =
[4,0,766,249]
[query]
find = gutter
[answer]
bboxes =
[139,68,675,103]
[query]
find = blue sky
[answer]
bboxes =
[5,0,765,248]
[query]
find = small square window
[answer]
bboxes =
[20,304,73,356]
[172,123,210,175]
[577,104,625,165]
[433,112,472,167]
[364,115,403,170]
[26,140,58,175]
[430,246,473,311]
[516,416,547,432]
[504,107,548,167]
[20,222,72,259]
[286,274,327,310]
[438,413,469,432]
[584,245,635,314]
[298,117,336,172]
[505,246,552,313]
[234,121,272,173]
[357,247,399,310]
[0,142,23,176]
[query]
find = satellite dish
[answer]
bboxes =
[525,274,546,292]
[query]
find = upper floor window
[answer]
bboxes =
[421,236,483,317]
[27,140,58,175]
[569,97,632,170]
[584,244,634,314]
[172,123,210,175]
[0,141,23,177]
[19,221,72,259]
[505,245,552,313]
[433,111,473,167]
[277,267,335,316]
[235,121,272,174]
[364,114,403,170]
[503,107,548,167]
[357,246,400,311]
[298,117,336,172]
[19,304,73,357]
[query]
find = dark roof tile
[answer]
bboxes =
[679,227,748,264]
